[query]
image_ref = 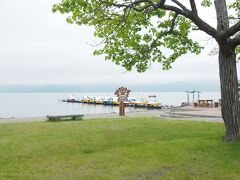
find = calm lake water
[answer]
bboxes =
[0,92,221,118]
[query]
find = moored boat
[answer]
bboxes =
[62,94,162,109]
[103,97,113,105]
[66,95,77,102]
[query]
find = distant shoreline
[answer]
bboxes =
[0,81,221,93]
[0,91,221,94]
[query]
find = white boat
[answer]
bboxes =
[67,95,76,102]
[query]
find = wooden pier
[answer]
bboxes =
[62,99,162,109]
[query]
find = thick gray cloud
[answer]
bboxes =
[0,0,239,86]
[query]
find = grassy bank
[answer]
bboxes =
[0,118,240,179]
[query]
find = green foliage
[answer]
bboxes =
[201,0,212,7]
[52,0,202,72]
[229,0,240,10]
[229,0,240,21]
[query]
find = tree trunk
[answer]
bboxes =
[219,47,240,141]
[215,0,240,142]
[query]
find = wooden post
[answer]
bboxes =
[115,87,130,117]
[119,101,125,116]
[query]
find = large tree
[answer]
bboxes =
[53,0,240,141]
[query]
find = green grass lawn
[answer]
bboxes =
[0,118,240,179]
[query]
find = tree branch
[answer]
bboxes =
[101,0,147,9]
[171,0,188,11]
[144,0,165,10]
[149,13,178,52]
[189,0,198,15]
[221,21,240,39]
[170,13,178,31]
[231,35,240,47]
[102,0,218,39]
[161,5,218,39]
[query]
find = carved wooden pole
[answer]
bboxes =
[115,87,130,117]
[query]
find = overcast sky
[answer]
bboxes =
[0,0,239,87]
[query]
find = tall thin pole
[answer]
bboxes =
[192,92,195,103]
[197,91,201,101]
[185,91,190,104]
[192,90,196,103]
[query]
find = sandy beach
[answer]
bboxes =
[0,106,223,123]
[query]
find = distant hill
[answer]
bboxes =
[0,82,220,93]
